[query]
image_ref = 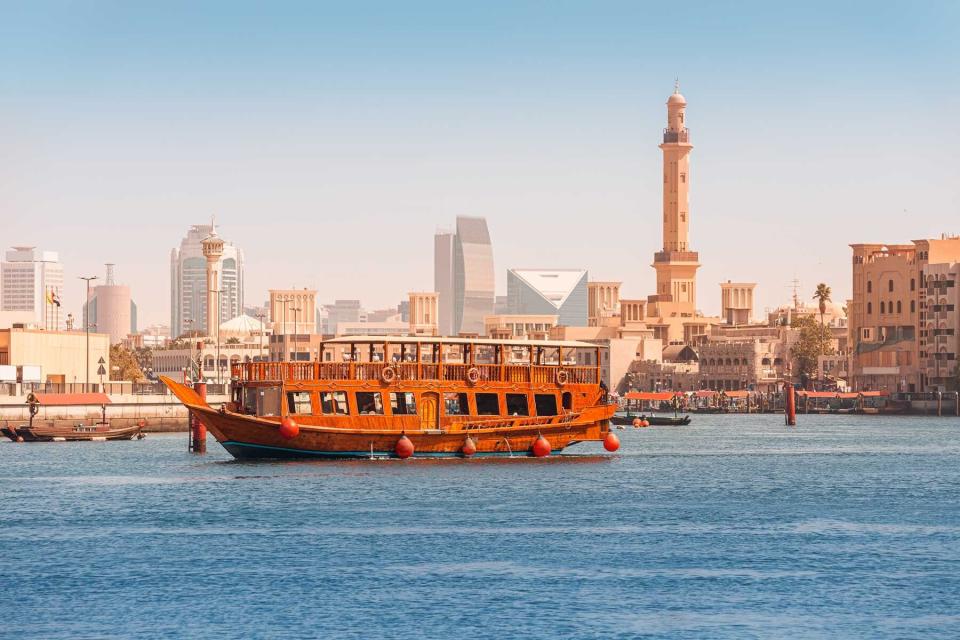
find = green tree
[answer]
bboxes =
[109,344,145,382]
[226,337,241,345]
[790,315,835,383]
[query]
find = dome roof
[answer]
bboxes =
[219,314,266,333]
[667,92,686,106]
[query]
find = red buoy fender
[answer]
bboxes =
[395,435,415,459]
[632,418,643,428]
[279,417,299,439]
[532,435,551,458]
[462,436,477,457]
[603,432,620,452]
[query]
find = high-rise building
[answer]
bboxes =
[83,264,138,344]
[507,269,589,327]
[170,223,243,337]
[1,247,64,330]
[434,216,495,336]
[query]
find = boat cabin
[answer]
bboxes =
[230,336,606,431]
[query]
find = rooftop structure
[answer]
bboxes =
[507,269,589,327]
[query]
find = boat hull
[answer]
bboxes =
[3,424,143,442]
[162,378,614,460]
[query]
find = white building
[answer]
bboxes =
[1,247,65,330]
[507,269,589,327]
[170,223,244,338]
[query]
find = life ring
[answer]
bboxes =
[466,367,481,385]
[555,369,569,386]
[380,366,398,384]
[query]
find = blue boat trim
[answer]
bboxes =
[221,440,566,459]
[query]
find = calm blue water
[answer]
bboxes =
[2,414,960,639]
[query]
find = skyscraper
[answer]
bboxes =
[1,247,64,329]
[434,216,495,336]
[170,223,243,337]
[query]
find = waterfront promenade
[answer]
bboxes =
[2,414,958,639]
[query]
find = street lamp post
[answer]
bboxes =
[215,289,222,385]
[255,310,267,361]
[292,307,301,362]
[79,276,98,391]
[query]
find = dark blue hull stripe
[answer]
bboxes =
[221,440,566,459]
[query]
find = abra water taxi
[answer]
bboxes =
[161,336,620,459]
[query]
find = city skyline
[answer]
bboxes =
[2,2,958,326]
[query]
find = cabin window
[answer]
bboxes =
[287,391,312,415]
[562,392,572,411]
[505,393,529,416]
[534,394,558,416]
[390,392,417,415]
[356,392,384,415]
[475,393,500,415]
[444,392,469,415]
[320,391,349,415]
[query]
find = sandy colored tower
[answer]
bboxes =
[645,84,716,344]
[654,82,699,307]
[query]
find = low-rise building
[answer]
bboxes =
[0,327,109,384]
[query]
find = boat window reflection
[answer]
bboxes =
[356,392,384,415]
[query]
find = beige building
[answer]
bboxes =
[269,288,317,336]
[408,292,439,336]
[849,236,960,392]
[588,281,621,327]
[0,327,109,385]
[720,282,756,325]
[484,314,558,340]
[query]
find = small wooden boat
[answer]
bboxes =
[2,392,143,442]
[645,415,691,426]
[7,422,144,442]
[162,336,618,460]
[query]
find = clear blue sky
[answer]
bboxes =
[2,1,958,327]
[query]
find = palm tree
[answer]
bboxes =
[812,283,833,373]
[813,283,832,326]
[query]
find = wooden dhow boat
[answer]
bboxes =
[161,336,620,460]
[1,392,144,442]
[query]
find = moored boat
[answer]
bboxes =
[1,393,144,442]
[161,336,619,459]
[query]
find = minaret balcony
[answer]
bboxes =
[662,129,690,144]
[654,250,699,263]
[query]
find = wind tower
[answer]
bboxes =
[653,81,699,312]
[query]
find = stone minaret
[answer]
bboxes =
[201,231,225,336]
[653,82,700,311]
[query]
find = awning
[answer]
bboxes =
[30,393,112,406]
[624,392,676,401]
[694,390,717,398]
[723,390,749,398]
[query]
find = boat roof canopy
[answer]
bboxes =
[322,335,604,349]
[30,392,112,406]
